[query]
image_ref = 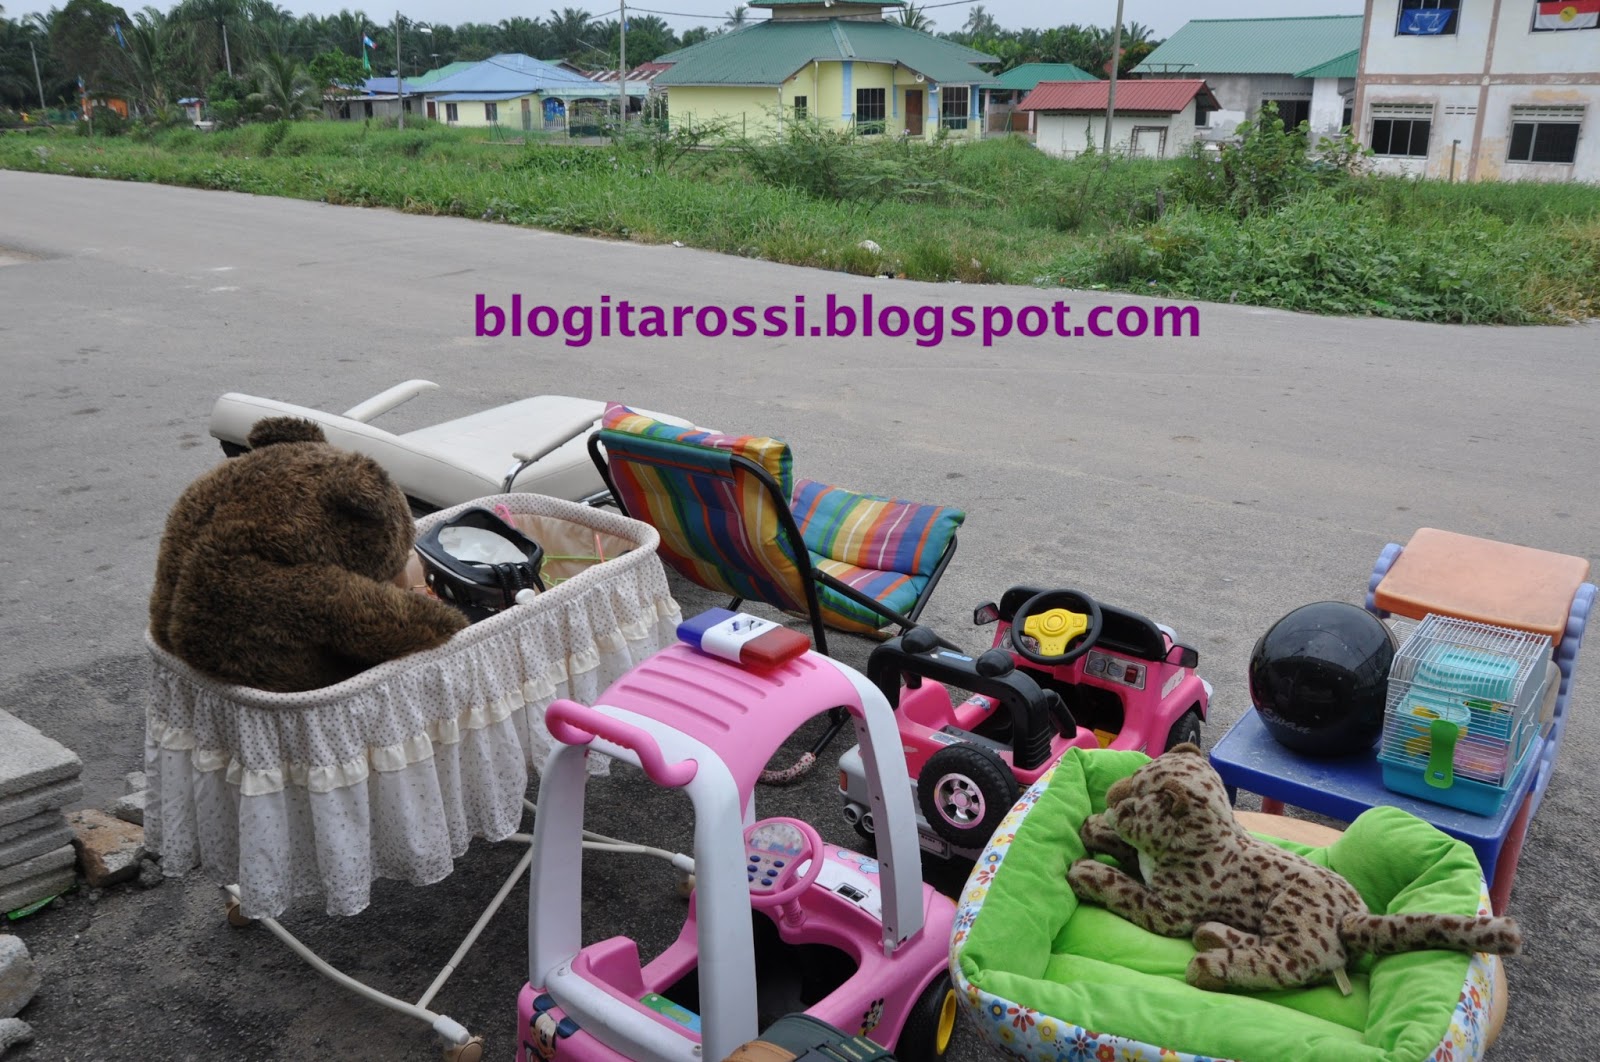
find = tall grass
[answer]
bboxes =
[3,121,1597,323]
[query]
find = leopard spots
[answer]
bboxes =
[1069,751,1524,993]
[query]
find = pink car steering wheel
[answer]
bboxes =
[744,817,825,909]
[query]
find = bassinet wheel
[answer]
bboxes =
[442,1035,485,1062]
[917,744,1019,848]
[224,900,254,928]
[896,972,958,1062]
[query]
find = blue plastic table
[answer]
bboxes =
[1209,709,1542,914]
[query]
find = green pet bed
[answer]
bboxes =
[950,748,1501,1062]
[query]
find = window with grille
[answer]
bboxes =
[941,86,969,130]
[793,95,807,120]
[1509,106,1584,163]
[1262,98,1311,128]
[1370,104,1433,156]
[445,103,458,122]
[855,88,885,133]
[1397,0,1461,35]
[485,102,499,122]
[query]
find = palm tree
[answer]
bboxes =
[545,7,592,58]
[961,4,998,39]
[123,7,182,111]
[0,16,45,107]
[896,3,933,32]
[496,15,547,56]
[247,51,318,119]
[176,0,248,80]
[724,5,747,28]
[1121,20,1154,45]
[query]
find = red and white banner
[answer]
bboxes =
[1534,0,1600,29]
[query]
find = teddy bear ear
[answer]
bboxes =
[1169,742,1203,757]
[323,457,403,523]
[247,417,326,449]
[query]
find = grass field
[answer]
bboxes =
[4,120,1597,324]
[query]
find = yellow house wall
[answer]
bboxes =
[433,94,540,129]
[668,60,979,140]
[668,85,787,137]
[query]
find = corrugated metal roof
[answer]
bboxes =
[656,19,995,86]
[1295,48,1360,80]
[422,54,599,95]
[406,61,476,88]
[991,63,1097,91]
[1019,79,1217,113]
[430,91,532,102]
[1132,16,1363,77]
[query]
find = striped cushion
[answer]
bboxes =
[599,404,806,610]
[811,554,933,634]
[602,404,793,497]
[791,479,964,578]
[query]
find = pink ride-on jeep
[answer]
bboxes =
[520,610,961,1062]
[839,585,1211,860]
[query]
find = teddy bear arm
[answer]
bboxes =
[317,570,470,662]
[236,563,467,663]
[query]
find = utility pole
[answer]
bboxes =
[29,40,46,110]
[1101,0,1124,164]
[617,0,628,130]
[395,11,405,130]
[222,22,232,77]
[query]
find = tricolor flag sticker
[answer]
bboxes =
[678,608,811,669]
[1534,0,1600,29]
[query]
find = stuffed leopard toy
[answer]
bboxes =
[1067,744,1522,993]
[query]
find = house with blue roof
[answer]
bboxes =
[418,54,647,132]
[654,0,999,140]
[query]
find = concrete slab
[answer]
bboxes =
[0,844,73,890]
[0,866,75,916]
[0,819,73,870]
[0,712,80,801]
[0,778,82,829]
[0,811,63,846]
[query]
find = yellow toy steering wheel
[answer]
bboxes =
[1011,589,1104,666]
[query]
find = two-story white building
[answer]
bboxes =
[1355,0,1599,181]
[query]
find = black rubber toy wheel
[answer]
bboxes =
[1163,707,1204,753]
[896,972,958,1062]
[917,744,1020,848]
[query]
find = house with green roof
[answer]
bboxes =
[985,62,1097,134]
[1132,15,1363,142]
[654,0,999,140]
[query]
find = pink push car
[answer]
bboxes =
[840,585,1212,860]
[520,610,960,1062]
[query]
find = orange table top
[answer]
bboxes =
[1375,528,1591,647]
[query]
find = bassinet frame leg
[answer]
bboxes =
[219,857,524,1057]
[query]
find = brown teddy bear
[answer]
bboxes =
[149,416,468,692]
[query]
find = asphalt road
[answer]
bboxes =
[1,170,1596,1062]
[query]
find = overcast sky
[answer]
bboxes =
[6,0,1366,40]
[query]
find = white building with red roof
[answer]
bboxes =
[1018,79,1220,159]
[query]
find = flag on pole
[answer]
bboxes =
[1534,0,1600,29]
[111,20,128,49]
[363,34,377,48]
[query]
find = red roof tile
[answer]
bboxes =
[1018,78,1216,114]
